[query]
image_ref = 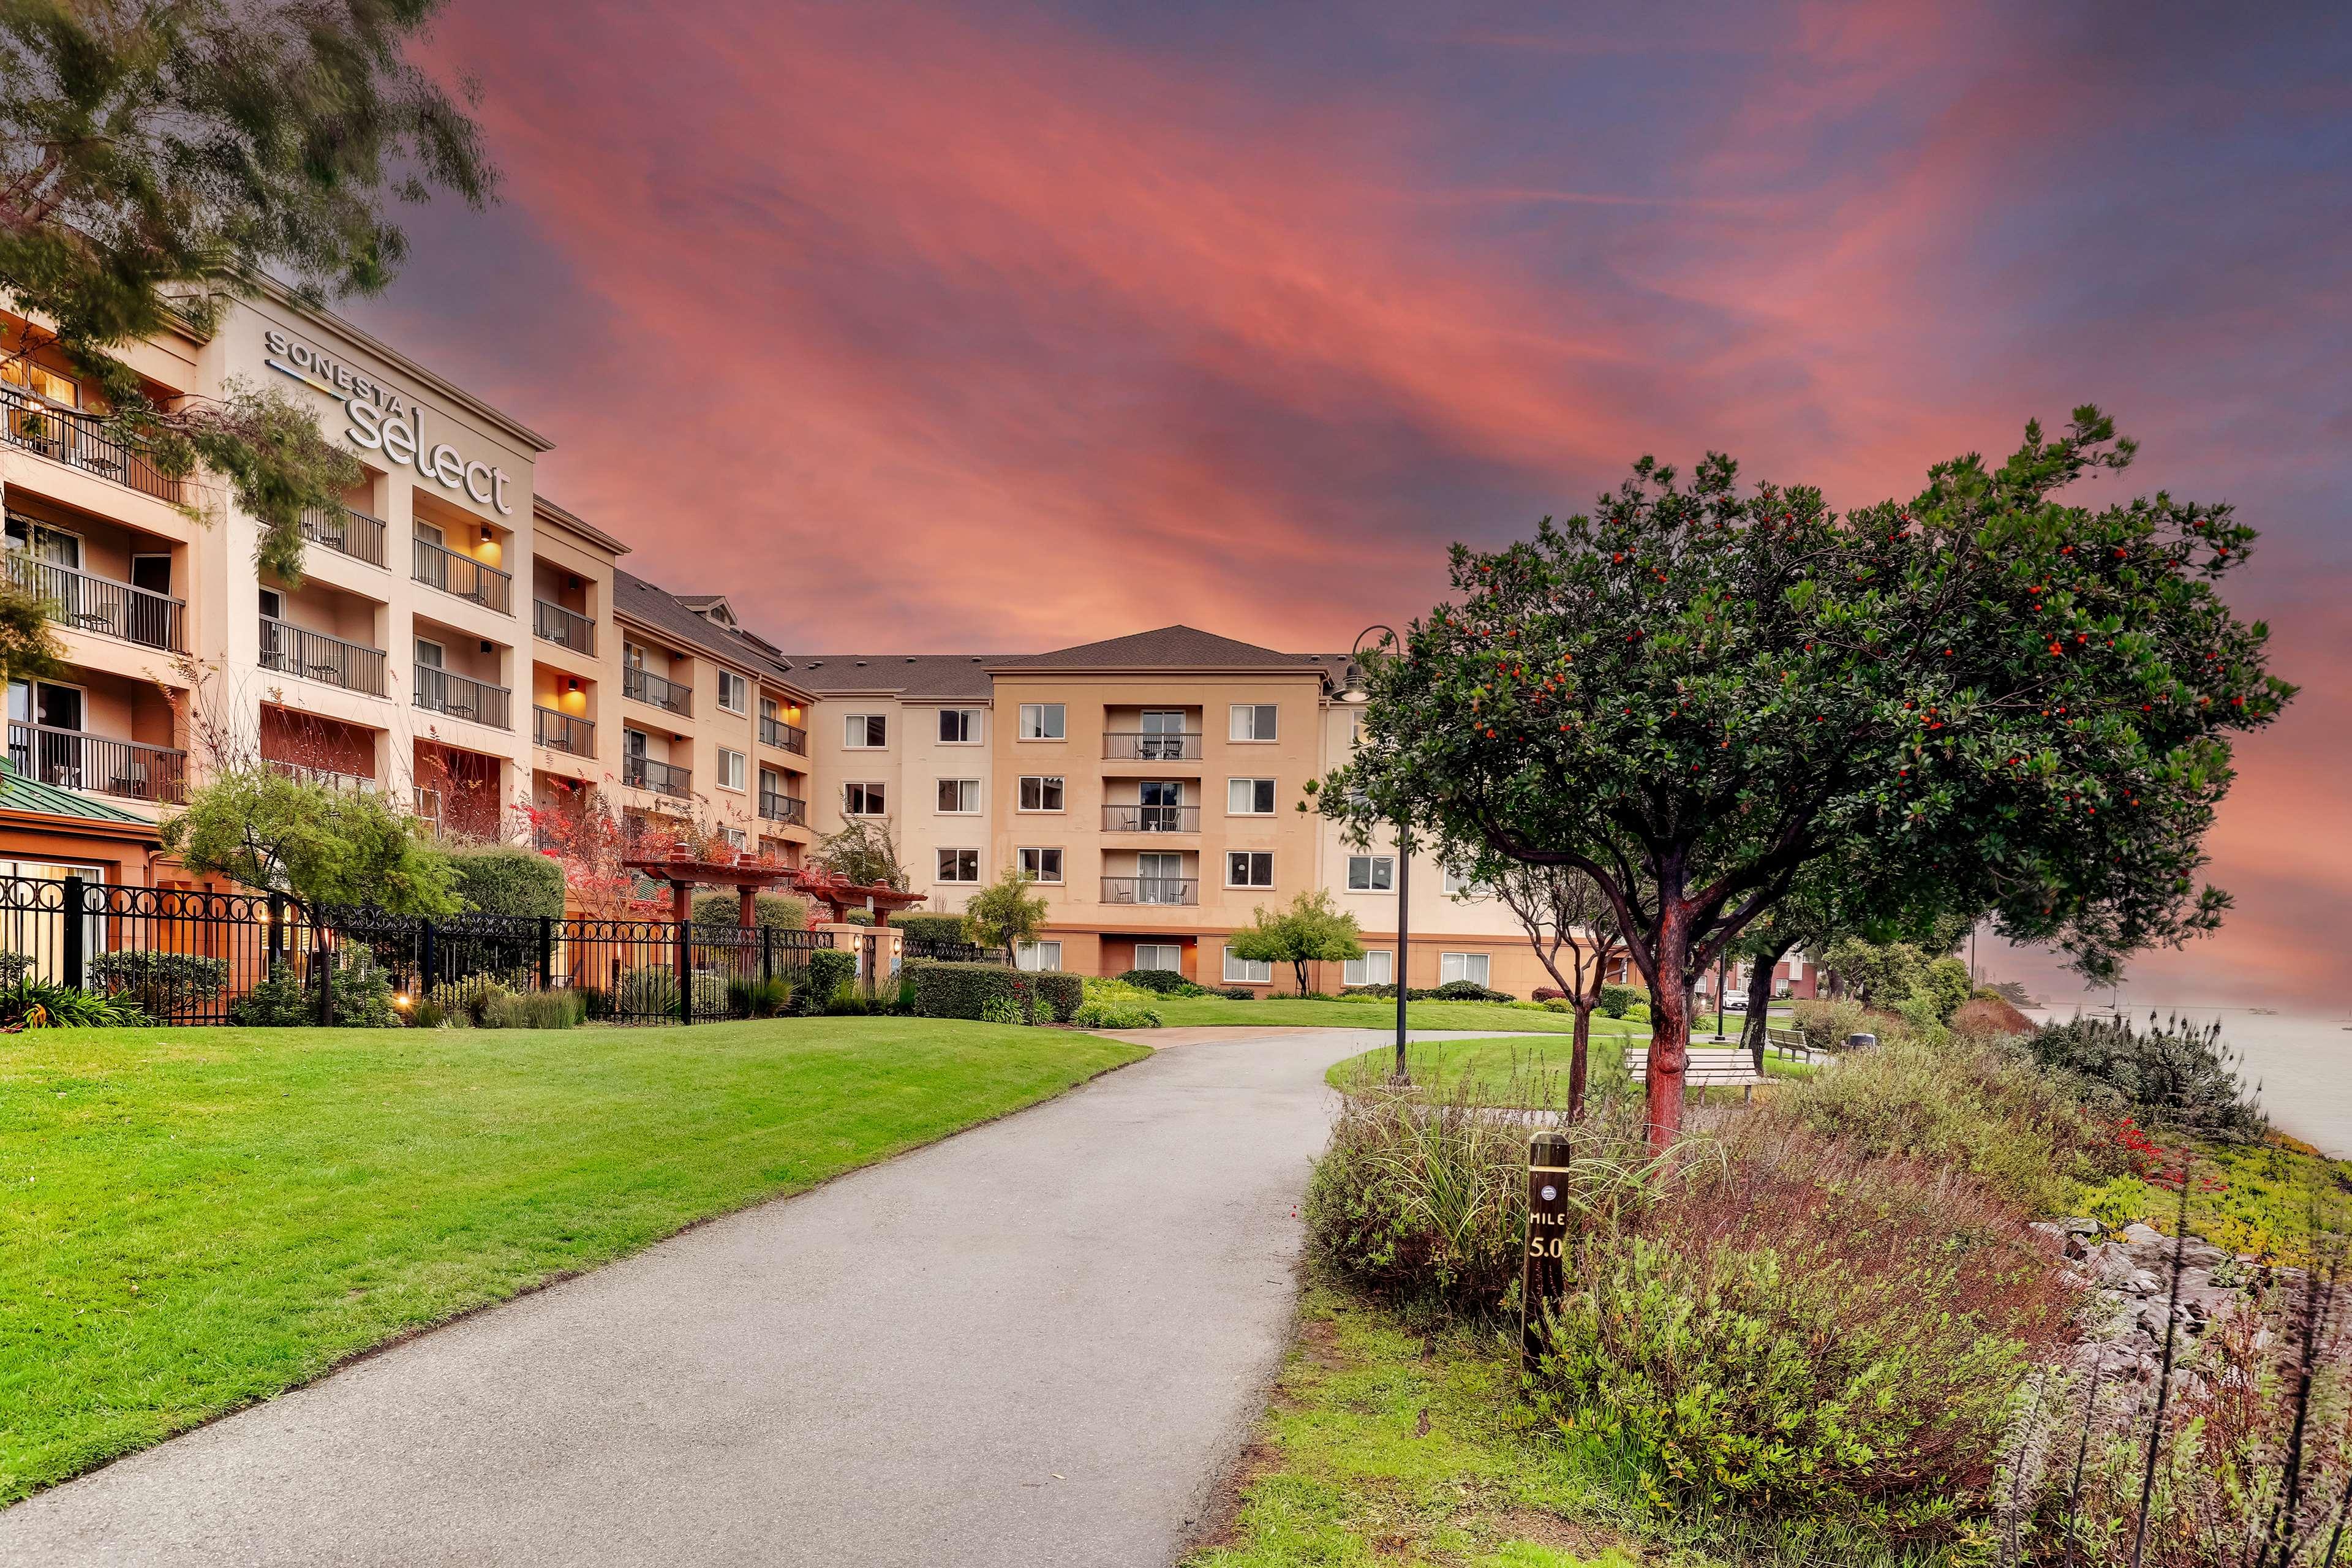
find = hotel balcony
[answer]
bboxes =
[1101,875,1199,907]
[299,504,389,569]
[260,617,388,696]
[1103,731,1203,761]
[759,714,807,755]
[0,386,181,502]
[623,752,690,799]
[533,597,595,655]
[413,535,513,614]
[415,664,513,730]
[624,664,691,717]
[533,705,594,757]
[7,722,186,803]
[758,788,807,827]
[1102,803,1199,833]
[7,551,186,653]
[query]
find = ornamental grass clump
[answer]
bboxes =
[1531,1121,2074,1539]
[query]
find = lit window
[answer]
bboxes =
[1346,855,1394,892]
[1439,952,1491,987]
[938,708,980,743]
[1227,777,1276,815]
[717,671,748,713]
[844,714,888,748]
[1016,940,1062,972]
[1018,846,1063,883]
[843,782,886,816]
[1223,948,1273,984]
[1343,951,1393,987]
[1135,943,1183,973]
[717,748,746,790]
[1229,703,1278,741]
[936,848,980,883]
[1018,775,1064,811]
[1018,703,1065,740]
[1226,851,1273,888]
[936,778,980,813]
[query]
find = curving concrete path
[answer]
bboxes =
[0,1028,1517,1567]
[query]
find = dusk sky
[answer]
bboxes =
[352,1,2351,1012]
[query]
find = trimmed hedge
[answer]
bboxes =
[895,912,970,946]
[690,891,811,932]
[448,843,567,919]
[1115,967,1193,994]
[1340,982,1512,1003]
[1599,983,1642,1018]
[905,958,1082,1023]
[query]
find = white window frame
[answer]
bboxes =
[1439,951,1492,987]
[717,748,747,791]
[1228,703,1278,742]
[1442,865,1489,897]
[1346,854,1395,892]
[844,713,888,748]
[1222,948,1273,984]
[1017,846,1063,883]
[1343,950,1394,987]
[719,826,747,850]
[935,778,981,814]
[1015,940,1062,973]
[935,848,981,883]
[1017,774,1065,812]
[1226,850,1273,888]
[1018,703,1065,740]
[717,670,748,714]
[938,707,981,744]
[843,782,887,816]
[1134,943,1183,974]
[1226,777,1276,815]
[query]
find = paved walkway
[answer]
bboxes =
[0,1028,1510,1567]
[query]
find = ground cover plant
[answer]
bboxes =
[0,1016,1147,1502]
[1146,993,1604,1033]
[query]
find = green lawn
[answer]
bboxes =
[0,1017,1147,1504]
[1324,1029,1815,1103]
[1150,997,1626,1033]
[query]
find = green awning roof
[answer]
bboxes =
[0,762,154,826]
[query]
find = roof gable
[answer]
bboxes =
[1009,624,1320,672]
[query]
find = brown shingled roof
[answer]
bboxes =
[779,653,1007,699]
[1003,624,1327,673]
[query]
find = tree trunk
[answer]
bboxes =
[1568,1003,1593,1120]
[1644,914,1691,1153]
[1741,953,1777,1072]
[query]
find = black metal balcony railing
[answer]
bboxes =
[266,759,380,794]
[1100,876,1199,907]
[0,384,181,502]
[258,616,388,696]
[624,665,691,717]
[413,537,513,613]
[758,789,808,826]
[759,715,807,754]
[414,665,513,730]
[7,722,187,803]
[1103,731,1204,761]
[533,598,596,654]
[1102,804,1199,832]
[533,706,594,756]
[624,753,690,799]
[7,552,186,652]
[300,505,388,568]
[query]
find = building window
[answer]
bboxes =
[1227,777,1276,815]
[1,358,81,407]
[717,671,748,713]
[1135,943,1183,973]
[1018,774,1064,811]
[1017,846,1063,883]
[719,826,747,850]
[717,748,746,790]
[1442,865,1488,897]
[936,778,981,813]
[1226,850,1273,888]
[1343,950,1394,987]
[1229,703,1277,742]
[844,713,888,748]
[1223,948,1273,984]
[938,708,980,744]
[937,848,980,883]
[1439,951,1492,987]
[1018,703,1065,740]
[1016,940,1062,972]
[843,782,887,816]
[1346,854,1394,892]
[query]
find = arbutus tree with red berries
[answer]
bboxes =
[1316,408,2293,1152]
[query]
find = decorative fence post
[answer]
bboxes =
[676,919,692,1025]
[761,926,774,987]
[266,891,285,974]
[537,916,555,993]
[418,918,437,1001]
[60,873,85,990]
[1522,1129,1574,1369]
[315,930,333,1026]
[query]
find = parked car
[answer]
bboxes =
[1723,992,1750,1011]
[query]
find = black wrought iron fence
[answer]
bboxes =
[0,875,837,1027]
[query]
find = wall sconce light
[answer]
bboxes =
[481,524,493,543]
[567,677,579,692]
[479,639,492,654]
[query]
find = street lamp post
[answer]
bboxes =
[1351,625,1409,1082]
[1713,951,1728,1042]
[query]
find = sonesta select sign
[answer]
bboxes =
[263,328,518,516]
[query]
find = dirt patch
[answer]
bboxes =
[1189,1438,1283,1554]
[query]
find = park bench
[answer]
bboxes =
[1626,1046,1772,1102]
[1765,1025,1815,1063]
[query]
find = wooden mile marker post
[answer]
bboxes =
[1523,1129,1573,1368]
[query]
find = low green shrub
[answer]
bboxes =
[726,976,791,1019]
[1216,984,1255,1000]
[480,989,587,1029]
[894,912,970,946]
[906,957,1034,1021]
[1789,997,1868,1052]
[1030,970,1083,1023]
[611,965,727,1019]
[83,949,229,1017]
[1598,983,1640,1018]
[2027,1011,2268,1141]
[1114,967,1193,994]
[0,978,149,1027]
[228,962,399,1027]
[1072,997,1162,1029]
[1433,979,1513,1003]
[978,993,1024,1025]
[690,891,812,932]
